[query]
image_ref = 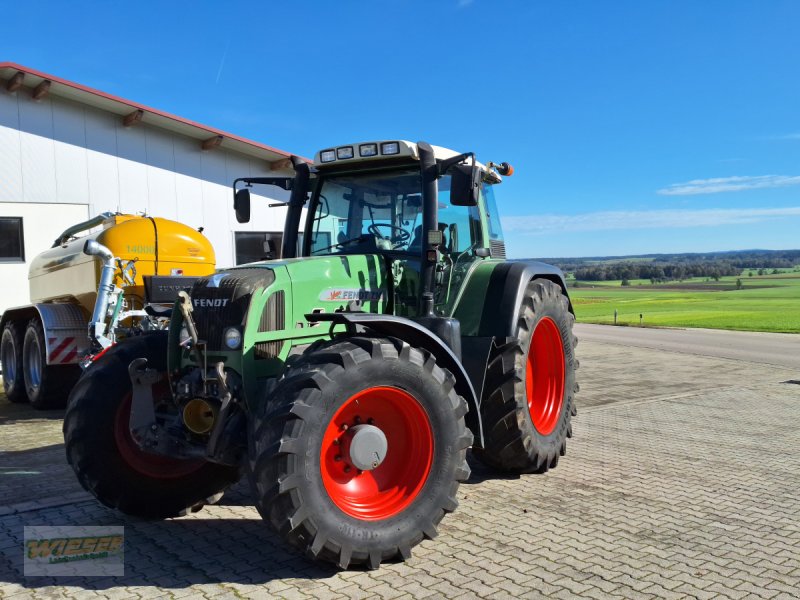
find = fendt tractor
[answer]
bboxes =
[64,141,579,569]
[1,214,215,408]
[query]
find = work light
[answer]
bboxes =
[319,149,336,163]
[359,143,378,157]
[381,142,400,155]
[336,146,354,159]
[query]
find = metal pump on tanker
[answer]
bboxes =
[63,140,579,569]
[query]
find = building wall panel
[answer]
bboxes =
[53,101,90,205]
[144,127,177,220]
[18,97,58,204]
[0,93,23,204]
[83,108,120,215]
[116,125,148,215]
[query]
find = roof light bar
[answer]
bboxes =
[319,149,336,163]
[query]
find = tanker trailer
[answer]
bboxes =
[1,213,215,409]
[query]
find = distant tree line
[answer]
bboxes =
[542,249,800,282]
[572,261,741,282]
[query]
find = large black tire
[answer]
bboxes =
[249,336,472,569]
[473,278,578,473]
[64,332,240,519]
[1,321,28,403]
[22,319,81,409]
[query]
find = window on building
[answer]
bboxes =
[234,232,283,265]
[0,217,24,262]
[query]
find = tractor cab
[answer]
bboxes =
[234,140,510,320]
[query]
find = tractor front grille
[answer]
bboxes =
[190,268,275,350]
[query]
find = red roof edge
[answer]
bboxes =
[0,61,308,163]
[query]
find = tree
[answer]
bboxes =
[748,271,754,277]
[736,278,743,290]
[621,278,630,286]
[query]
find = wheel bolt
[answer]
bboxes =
[335,455,342,461]
[332,438,340,446]
[367,418,374,425]
[344,465,351,473]
[354,416,361,424]
[341,423,349,431]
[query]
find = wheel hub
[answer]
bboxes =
[347,424,388,471]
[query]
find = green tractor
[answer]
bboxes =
[64,140,579,569]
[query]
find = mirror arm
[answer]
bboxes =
[437,152,474,176]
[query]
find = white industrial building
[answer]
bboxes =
[0,62,297,315]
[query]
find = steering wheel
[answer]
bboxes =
[367,223,411,247]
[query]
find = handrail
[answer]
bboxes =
[52,212,116,248]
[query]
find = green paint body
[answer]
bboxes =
[168,253,503,413]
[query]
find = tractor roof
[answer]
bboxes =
[313,140,500,181]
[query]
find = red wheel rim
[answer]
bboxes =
[320,386,434,521]
[113,393,204,479]
[526,317,566,436]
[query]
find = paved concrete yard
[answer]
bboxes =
[1,325,799,599]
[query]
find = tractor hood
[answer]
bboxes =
[188,254,388,350]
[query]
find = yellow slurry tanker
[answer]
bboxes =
[0,213,215,408]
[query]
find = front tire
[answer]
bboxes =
[64,332,240,519]
[1,321,27,403]
[474,278,578,473]
[249,336,472,569]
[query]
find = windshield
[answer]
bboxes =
[307,168,424,256]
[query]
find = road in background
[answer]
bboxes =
[576,323,799,370]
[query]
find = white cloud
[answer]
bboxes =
[501,207,800,235]
[657,175,800,196]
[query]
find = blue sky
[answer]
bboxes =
[3,0,799,258]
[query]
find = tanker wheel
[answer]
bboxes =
[249,336,472,569]
[1,321,28,403]
[64,332,240,519]
[22,319,81,409]
[473,278,579,474]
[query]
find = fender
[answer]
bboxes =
[1,303,90,365]
[477,259,573,338]
[306,311,484,446]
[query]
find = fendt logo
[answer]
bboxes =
[319,289,385,302]
[193,298,229,308]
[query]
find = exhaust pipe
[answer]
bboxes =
[83,239,116,349]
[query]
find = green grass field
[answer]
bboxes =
[569,271,800,333]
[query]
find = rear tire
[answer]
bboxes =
[473,278,578,473]
[249,336,472,569]
[22,319,80,409]
[1,321,27,403]
[64,332,240,519]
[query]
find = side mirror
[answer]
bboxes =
[234,188,251,223]
[450,164,481,206]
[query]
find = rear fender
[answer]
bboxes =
[0,303,89,365]
[477,260,572,338]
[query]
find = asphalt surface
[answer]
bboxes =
[1,325,799,599]
[576,323,800,370]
